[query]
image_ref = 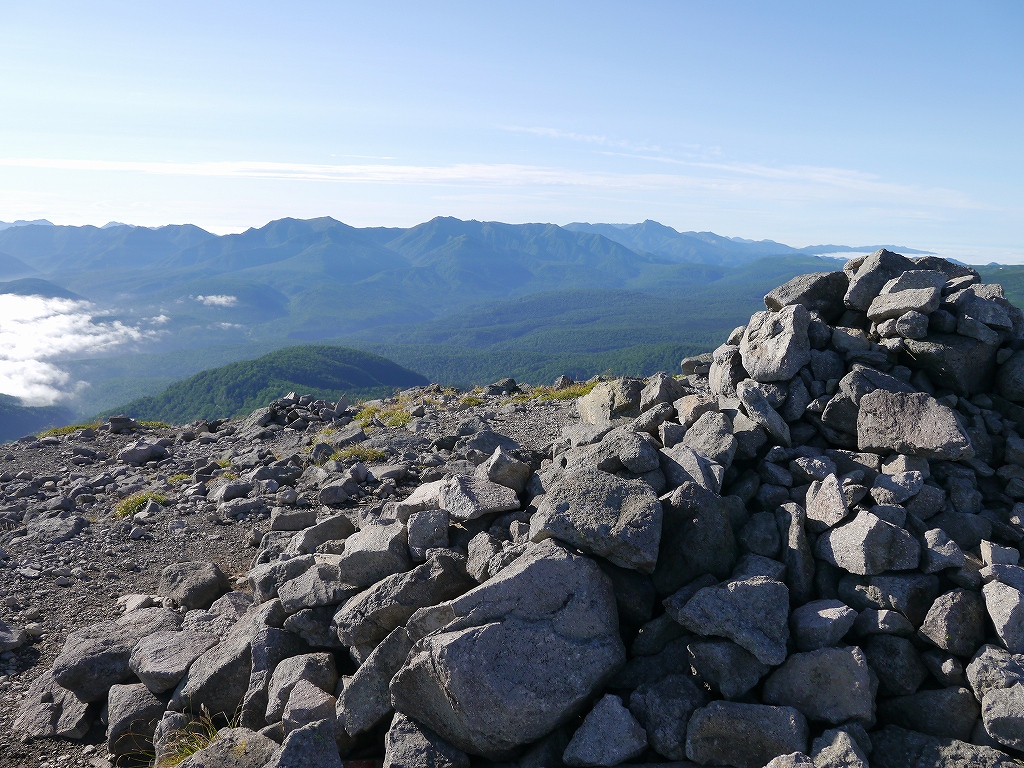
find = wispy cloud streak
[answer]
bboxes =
[0,156,980,211]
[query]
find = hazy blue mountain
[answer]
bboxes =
[0,252,36,280]
[0,278,84,300]
[0,219,54,231]
[565,220,933,264]
[0,222,214,273]
[0,395,77,443]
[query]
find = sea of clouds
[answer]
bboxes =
[0,294,156,406]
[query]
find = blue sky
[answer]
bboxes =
[1,1,1022,260]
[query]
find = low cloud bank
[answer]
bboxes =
[0,294,155,406]
[194,294,238,307]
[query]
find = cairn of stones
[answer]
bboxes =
[12,249,1024,767]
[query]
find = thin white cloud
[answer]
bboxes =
[0,294,155,405]
[501,125,665,153]
[194,294,238,307]
[0,155,982,212]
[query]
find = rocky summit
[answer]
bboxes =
[7,250,1024,767]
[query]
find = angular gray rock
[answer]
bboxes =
[266,652,338,724]
[864,634,928,696]
[919,589,987,657]
[764,271,848,322]
[687,638,770,699]
[269,718,343,768]
[984,580,1024,654]
[564,693,647,767]
[737,379,792,447]
[814,511,920,575]
[339,627,414,736]
[384,712,470,768]
[762,646,875,724]
[872,725,1021,768]
[175,727,280,768]
[281,679,336,737]
[158,561,230,610]
[982,682,1024,751]
[249,555,315,603]
[51,607,182,701]
[530,468,663,573]
[866,269,946,321]
[709,344,747,396]
[968,645,1024,703]
[277,562,362,613]
[675,576,790,665]
[628,674,707,760]
[129,630,220,693]
[682,410,737,468]
[389,540,625,759]
[857,390,974,460]
[685,701,809,768]
[804,474,848,532]
[811,729,869,768]
[335,521,411,588]
[332,553,472,648]
[739,305,812,383]
[168,622,255,719]
[878,686,980,742]
[844,249,917,311]
[475,446,531,495]
[106,682,165,758]
[789,599,858,652]
[407,508,450,561]
[653,482,736,595]
[0,618,27,653]
[658,442,724,493]
[13,670,91,740]
[438,474,520,521]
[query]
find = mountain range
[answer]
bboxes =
[0,215,960,433]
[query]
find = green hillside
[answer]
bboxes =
[110,346,429,424]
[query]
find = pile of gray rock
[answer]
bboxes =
[13,249,1024,768]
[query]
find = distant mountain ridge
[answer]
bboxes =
[0,214,937,421]
[565,220,931,265]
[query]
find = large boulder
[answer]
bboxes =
[814,511,920,575]
[857,390,974,460]
[175,727,280,768]
[674,576,791,666]
[438,475,520,521]
[51,608,182,702]
[530,468,663,573]
[762,646,875,724]
[843,249,917,311]
[158,562,230,610]
[383,712,470,768]
[685,701,809,768]
[764,271,848,322]
[14,671,91,740]
[129,630,220,694]
[652,482,736,595]
[389,539,625,759]
[872,725,1021,768]
[902,333,999,397]
[739,305,812,383]
[332,553,472,648]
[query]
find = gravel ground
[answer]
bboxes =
[0,384,583,768]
